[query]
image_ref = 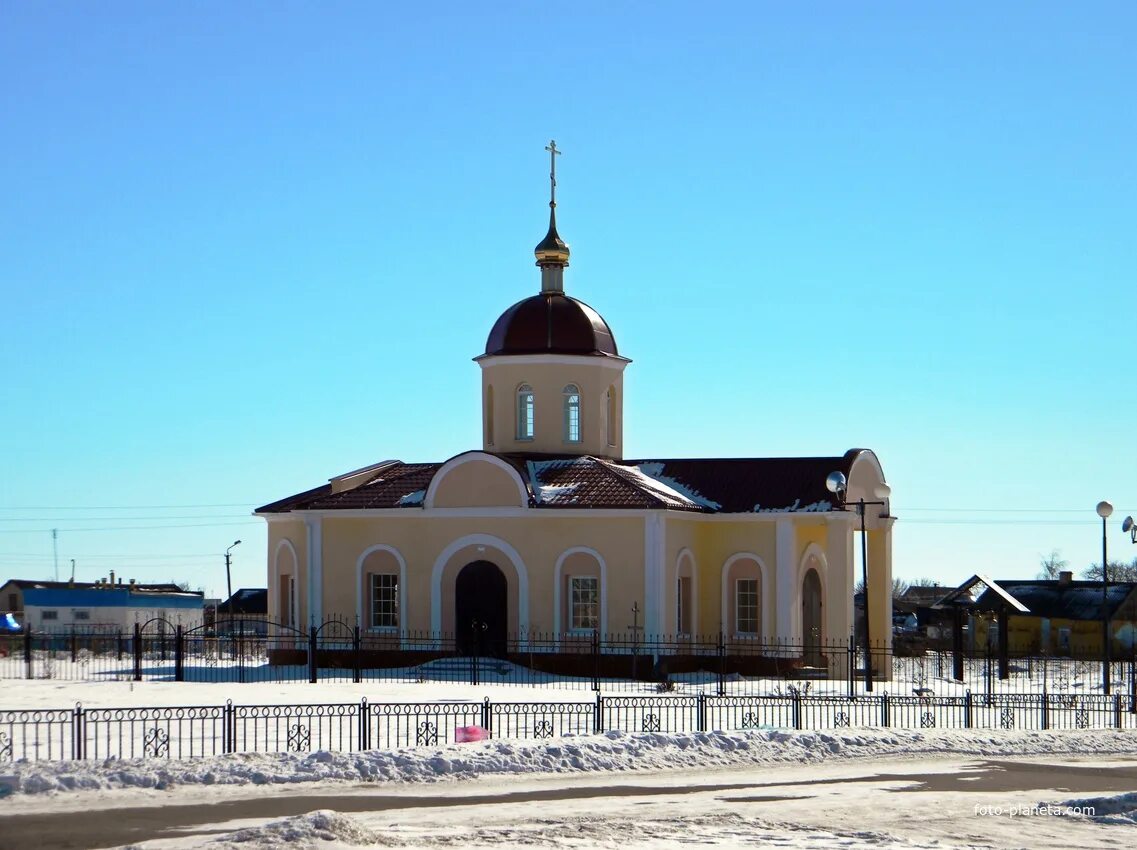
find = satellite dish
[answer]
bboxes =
[1123,516,1134,533]
[825,471,848,495]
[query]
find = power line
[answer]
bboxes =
[904,507,1136,514]
[0,503,257,510]
[0,552,228,560]
[0,514,251,522]
[0,520,259,534]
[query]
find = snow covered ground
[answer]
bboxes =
[3,680,1137,848]
[3,727,1137,849]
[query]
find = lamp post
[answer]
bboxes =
[826,471,891,692]
[224,540,242,605]
[1096,501,1113,695]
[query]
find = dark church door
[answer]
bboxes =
[802,568,823,667]
[455,560,508,657]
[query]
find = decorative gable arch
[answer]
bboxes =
[424,451,530,509]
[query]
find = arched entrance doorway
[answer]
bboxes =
[455,560,508,657]
[802,568,823,667]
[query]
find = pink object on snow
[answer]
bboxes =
[455,725,487,742]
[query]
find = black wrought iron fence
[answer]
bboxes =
[6,622,1137,704]
[3,691,1135,765]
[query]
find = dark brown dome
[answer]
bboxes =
[485,294,618,356]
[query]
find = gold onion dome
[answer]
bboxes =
[534,209,570,266]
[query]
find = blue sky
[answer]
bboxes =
[1,2,1134,600]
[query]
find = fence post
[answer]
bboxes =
[964,690,972,729]
[352,625,362,684]
[792,689,802,730]
[70,629,77,664]
[471,626,480,687]
[848,635,856,698]
[72,702,84,760]
[591,630,601,692]
[1115,693,1123,729]
[223,699,234,754]
[594,693,603,734]
[308,626,318,684]
[133,622,142,681]
[173,625,184,682]
[1131,655,1137,715]
[1040,694,1048,730]
[116,629,123,662]
[697,693,707,732]
[717,632,726,697]
[359,697,370,751]
[482,697,492,736]
[985,645,993,700]
[1129,648,1137,715]
[881,693,890,728]
[23,625,32,679]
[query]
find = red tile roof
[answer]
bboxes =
[256,450,869,515]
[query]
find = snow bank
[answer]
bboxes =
[1052,791,1137,825]
[216,810,389,847]
[4,727,1137,798]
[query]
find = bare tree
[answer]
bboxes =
[854,579,918,598]
[1082,558,1137,582]
[909,577,942,587]
[1038,550,1069,580]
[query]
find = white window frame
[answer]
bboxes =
[735,578,759,636]
[516,384,535,440]
[568,576,599,632]
[369,573,399,631]
[73,610,91,621]
[563,384,581,443]
[41,610,58,621]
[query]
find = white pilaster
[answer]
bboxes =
[825,514,856,643]
[775,519,798,643]
[305,517,323,625]
[643,513,665,636]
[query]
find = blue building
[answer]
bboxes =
[1,577,204,631]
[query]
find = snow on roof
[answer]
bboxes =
[602,462,709,510]
[526,460,583,504]
[397,489,425,506]
[752,499,834,513]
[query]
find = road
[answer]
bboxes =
[2,756,1134,849]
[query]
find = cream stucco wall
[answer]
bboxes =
[429,458,527,508]
[266,520,307,627]
[315,513,647,635]
[477,354,627,458]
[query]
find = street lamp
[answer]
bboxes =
[224,540,242,604]
[1123,516,1136,545]
[1096,501,1113,694]
[826,471,891,692]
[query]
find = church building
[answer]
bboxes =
[256,144,894,675]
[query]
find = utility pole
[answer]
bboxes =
[52,529,59,581]
[224,540,242,604]
[70,559,76,582]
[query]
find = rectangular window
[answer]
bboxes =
[41,610,58,621]
[569,576,598,631]
[517,389,534,440]
[677,577,692,635]
[73,610,90,621]
[736,579,758,634]
[564,390,581,443]
[370,573,399,629]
